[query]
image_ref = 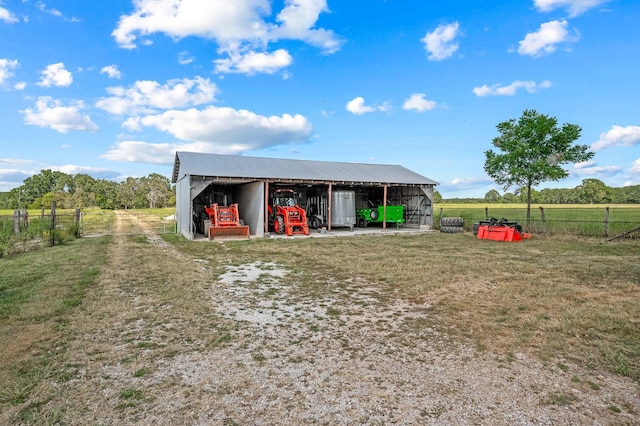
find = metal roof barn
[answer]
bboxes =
[172,152,438,240]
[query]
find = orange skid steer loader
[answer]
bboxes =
[268,189,309,236]
[204,203,250,240]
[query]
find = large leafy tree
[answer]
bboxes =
[484,109,594,228]
[577,178,612,204]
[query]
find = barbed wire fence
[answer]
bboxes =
[436,206,640,239]
[1,203,177,257]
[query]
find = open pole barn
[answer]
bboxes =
[171,152,439,240]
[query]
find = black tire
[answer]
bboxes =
[358,217,368,228]
[441,225,464,233]
[275,216,285,234]
[370,209,379,221]
[311,217,321,229]
[441,217,464,227]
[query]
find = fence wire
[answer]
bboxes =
[436,206,640,238]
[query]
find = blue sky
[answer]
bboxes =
[1,0,639,198]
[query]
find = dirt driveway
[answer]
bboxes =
[35,211,640,425]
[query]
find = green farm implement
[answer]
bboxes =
[356,206,405,228]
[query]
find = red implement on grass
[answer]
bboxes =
[477,218,530,242]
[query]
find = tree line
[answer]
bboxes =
[0,170,175,210]
[437,179,640,204]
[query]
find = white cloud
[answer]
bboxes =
[112,0,270,48]
[102,141,182,164]
[36,2,62,17]
[111,0,342,75]
[518,20,579,57]
[0,169,33,189]
[21,96,98,133]
[0,6,18,23]
[214,48,292,74]
[37,63,73,87]
[100,65,122,79]
[95,77,218,115]
[438,176,494,192]
[52,164,120,180]
[451,176,494,187]
[473,80,552,96]
[0,158,36,166]
[402,93,436,112]
[591,125,640,151]
[572,160,622,176]
[110,106,312,162]
[0,59,19,85]
[630,159,640,175]
[421,22,460,61]
[346,97,374,115]
[534,0,610,17]
[101,140,256,164]
[178,51,194,65]
[270,0,342,53]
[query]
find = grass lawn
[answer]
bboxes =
[1,220,639,422]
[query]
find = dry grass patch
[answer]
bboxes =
[168,232,640,381]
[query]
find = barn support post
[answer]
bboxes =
[327,183,332,232]
[382,185,388,230]
[264,181,270,234]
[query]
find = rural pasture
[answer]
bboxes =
[0,209,639,424]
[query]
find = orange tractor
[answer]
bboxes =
[204,203,250,239]
[268,189,309,236]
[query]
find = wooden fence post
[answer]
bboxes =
[485,207,489,221]
[21,209,28,228]
[439,208,443,227]
[13,210,20,234]
[75,208,81,237]
[539,206,546,234]
[604,206,609,238]
[50,201,57,246]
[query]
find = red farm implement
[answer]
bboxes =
[477,217,530,242]
[204,203,250,240]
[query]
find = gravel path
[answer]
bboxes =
[52,211,639,425]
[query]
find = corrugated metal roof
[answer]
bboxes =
[172,151,438,186]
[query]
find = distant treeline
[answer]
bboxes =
[0,170,175,210]
[437,179,640,204]
[2,173,638,210]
